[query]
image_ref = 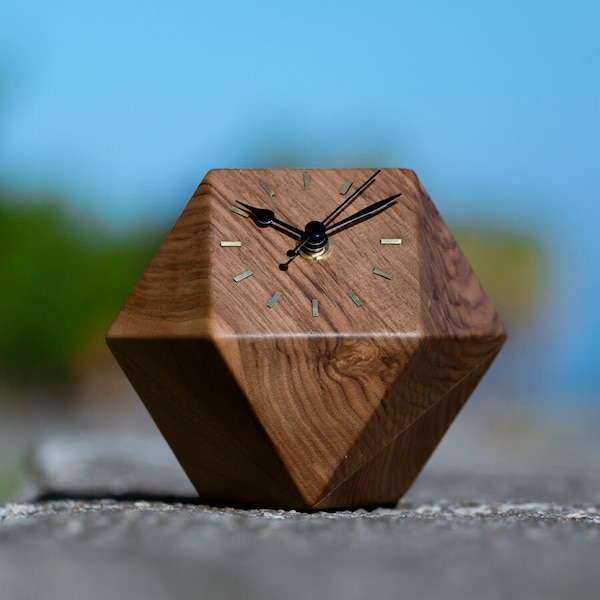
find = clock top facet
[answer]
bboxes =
[107,168,506,509]
[110,168,503,340]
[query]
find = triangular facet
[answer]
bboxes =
[315,348,502,509]
[215,334,420,505]
[107,337,305,507]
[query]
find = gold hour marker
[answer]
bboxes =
[233,270,253,283]
[347,290,362,307]
[311,299,319,317]
[339,180,353,195]
[231,205,250,218]
[267,291,282,308]
[303,172,311,189]
[373,267,393,280]
[220,241,242,247]
[380,238,402,245]
[260,181,275,197]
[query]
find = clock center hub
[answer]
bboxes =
[298,220,331,261]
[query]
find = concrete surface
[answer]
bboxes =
[1,431,600,600]
[1,496,600,600]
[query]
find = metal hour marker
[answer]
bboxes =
[311,299,319,317]
[339,180,353,195]
[220,240,242,247]
[373,267,393,280]
[347,290,362,307]
[303,172,311,189]
[380,238,402,245]
[267,291,282,308]
[233,270,253,283]
[231,205,250,218]
[260,181,275,197]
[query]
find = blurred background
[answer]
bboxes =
[0,0,598,498]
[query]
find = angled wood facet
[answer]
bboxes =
[106,168,506,509]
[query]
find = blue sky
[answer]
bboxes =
[1,1,599,396]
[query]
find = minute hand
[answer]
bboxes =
[324,193,402,234]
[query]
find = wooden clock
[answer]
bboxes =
[106,168,506,509]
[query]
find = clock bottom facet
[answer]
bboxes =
[106,334,503,510]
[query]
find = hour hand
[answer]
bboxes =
[236,201,304,237]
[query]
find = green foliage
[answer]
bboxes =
[0,192,163,388]
[0,462,24,500]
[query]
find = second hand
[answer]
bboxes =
[321,169,381,226]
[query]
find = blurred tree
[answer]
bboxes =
[0,191,163,391]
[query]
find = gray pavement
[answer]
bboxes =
[1,416,600,600]
[2,495,600,600]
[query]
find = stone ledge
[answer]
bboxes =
[2,432,600,600]
[2,498,600,525]
[2,497,600,600]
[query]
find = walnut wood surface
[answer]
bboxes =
[107,168,506,509]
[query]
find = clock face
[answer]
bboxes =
[207,168,424,337]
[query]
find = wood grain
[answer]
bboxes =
[107,168,506,509]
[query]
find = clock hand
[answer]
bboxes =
[280,193,401,271]
[286,231,315,258]
[236,201,304,237]
[279,172,392,272]
[321,169,381,227]
[280,170,382,269]
[325,193,402,234]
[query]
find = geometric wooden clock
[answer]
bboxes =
[106,168,506,509]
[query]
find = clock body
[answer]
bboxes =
[106,168,506,509]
